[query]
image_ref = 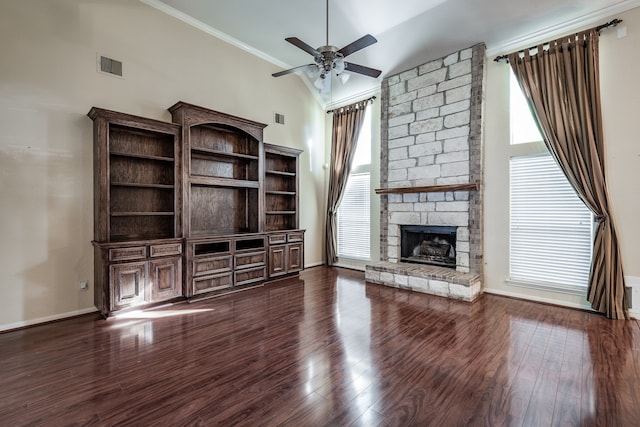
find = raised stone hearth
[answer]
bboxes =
[367,43,486,301]
[365,262,482,302]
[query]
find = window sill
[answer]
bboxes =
[506,278,587,296]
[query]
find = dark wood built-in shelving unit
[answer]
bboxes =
[90,103,304,316]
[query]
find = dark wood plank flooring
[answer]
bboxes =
[1,266,640,426]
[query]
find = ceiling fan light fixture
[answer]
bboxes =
[305,64,319,78]
[333,57,345,74]
[314,74,326,90]
[339,72,350,85]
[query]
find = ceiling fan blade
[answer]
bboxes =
[272,64,315,78]
[344,62,382,78]
[337,34,377,57]
[285,37,321,59]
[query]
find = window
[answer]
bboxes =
[337,107,371,260]
[337,173,371,260]
[509,71,593,292]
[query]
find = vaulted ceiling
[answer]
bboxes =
[144,0,639,105]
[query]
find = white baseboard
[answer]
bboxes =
[483,288,593,312]
[305,261,325,268]
[0,307,99,332]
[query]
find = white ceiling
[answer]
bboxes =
[144,0,638,106]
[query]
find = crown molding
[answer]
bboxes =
[140,0,290,69]
[486,0,640,58]
[325,86,381,111]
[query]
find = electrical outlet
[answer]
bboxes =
[80,280,89,290]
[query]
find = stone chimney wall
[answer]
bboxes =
[378,43,486,278]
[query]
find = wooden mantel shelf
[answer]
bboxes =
[375,183,479,195]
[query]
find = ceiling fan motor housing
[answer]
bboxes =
[315,45,343,74]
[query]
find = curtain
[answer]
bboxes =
[508,29,627,319]
[325,100,368,266]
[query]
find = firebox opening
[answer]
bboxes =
[400,225,457,268]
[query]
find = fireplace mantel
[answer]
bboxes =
[374,183,479,195]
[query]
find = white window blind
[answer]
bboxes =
[337,172,370,260]
[510,154,593,288]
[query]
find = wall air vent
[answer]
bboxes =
[99,55,123,77]
[274,113,285,125]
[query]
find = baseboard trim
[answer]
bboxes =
[483,288,593,312]
[305,261,325,268]
[0,307,99,333]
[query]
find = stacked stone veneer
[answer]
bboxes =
[366,43,486,302]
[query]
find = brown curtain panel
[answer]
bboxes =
[325,101,368,266]
[509,29,627,319]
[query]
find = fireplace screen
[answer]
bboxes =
[400,225,457,268]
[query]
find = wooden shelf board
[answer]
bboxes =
[191,147,258,160]
[266,169,296,177]
[111,182,174,189]
[266,211,296,215]
[190,176,260,188]
[110,212,175,217]
[375,183,479,195]
[110,151,174,162]
[266,191,296,196]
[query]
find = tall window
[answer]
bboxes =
[509,71,593,292]
[337,107,371,260]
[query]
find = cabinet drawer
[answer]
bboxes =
[287,232,304,243]
[109,246,147,262]
[193,255,232,276]
[268,233,287,245]
[235,251,266,269]
[235,266,266,286]
[150,242,182,258]
[192,273,232,295]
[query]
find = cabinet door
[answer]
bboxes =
[268,245,287,277]
[287,243,303,273]
[150,256,182,301]
[110,261,147,310]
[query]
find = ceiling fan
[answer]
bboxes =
[272,0,382,93]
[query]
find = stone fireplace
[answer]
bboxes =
[365,43,486,302]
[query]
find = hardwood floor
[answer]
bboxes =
[1,266,640,426]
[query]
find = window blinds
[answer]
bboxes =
[337,172,371,260]
[510,154,593,288]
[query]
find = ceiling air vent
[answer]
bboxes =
[99,55,123,77]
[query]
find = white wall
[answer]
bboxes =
[0,0,326,329]
[483,6,640,309]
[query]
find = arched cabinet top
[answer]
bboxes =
[168,101,266,142]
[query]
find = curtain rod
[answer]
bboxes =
[327,96,376,114]
[493,18,622,63]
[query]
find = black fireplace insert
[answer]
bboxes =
[400,225,457,268]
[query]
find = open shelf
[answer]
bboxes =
[110,215,175,241]
[110,156,174,187]
[263,143,301,232]
[190,152,259,181]
[189,184,259,236]
[190,123,259,158]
